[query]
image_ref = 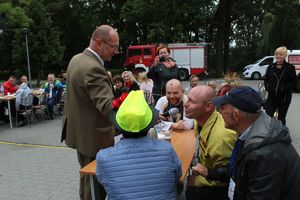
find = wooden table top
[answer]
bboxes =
[80,129,196,182]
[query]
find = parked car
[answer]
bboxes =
[243,56,274,80]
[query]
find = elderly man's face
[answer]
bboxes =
[20,76,28,83]
[48,75,55,83]
[219,104,238,130]
[166,84,183,106]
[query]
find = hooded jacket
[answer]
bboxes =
[208,112,300,200]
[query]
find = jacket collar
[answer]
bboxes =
[195,110,220,143]
[84,48,104,66]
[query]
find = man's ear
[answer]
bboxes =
[233,109,239,121]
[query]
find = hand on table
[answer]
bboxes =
[171,120,185,130]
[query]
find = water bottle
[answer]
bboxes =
[0,85,4,96]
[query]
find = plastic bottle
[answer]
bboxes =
[0,85,4,96]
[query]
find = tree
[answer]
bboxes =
[11,0,65,83]
[0,1,31,71]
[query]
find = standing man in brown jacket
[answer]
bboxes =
[61,25,119,200]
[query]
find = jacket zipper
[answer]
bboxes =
[274,66,285,96]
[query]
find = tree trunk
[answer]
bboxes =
[223,0,233,73]
[215,0,226,77]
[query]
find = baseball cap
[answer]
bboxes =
[211,86,263,113]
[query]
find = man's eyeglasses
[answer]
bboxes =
[101,40,119,51]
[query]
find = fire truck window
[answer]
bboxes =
[128,49,142,57]
[144,48,152,55]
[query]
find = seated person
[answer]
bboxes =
[15,82,32,127]
[44,73,63,119]
[121,71,140,92]
[3,76,17,95]
[217,83,232,96]
[111,75,128,109]
[96,90,182,200]
[2,76,17,122]
[185,75,199,94]
[139,72,154,104]
[151,79,194,138]
[207,80,217,92]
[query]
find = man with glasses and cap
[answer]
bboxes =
[96,90,182,200]
[192,86,300,200]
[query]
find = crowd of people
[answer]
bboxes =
[0,73,66,126]
[2,24,299,200]
[59,24,300,200]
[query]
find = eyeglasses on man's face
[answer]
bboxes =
[101,40,119,51]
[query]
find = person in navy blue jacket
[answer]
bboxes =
[96,90,182,200]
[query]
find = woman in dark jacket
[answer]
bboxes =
[147,44,179,102]
[264,46,297,125]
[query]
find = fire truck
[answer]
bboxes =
[124,43,208,80]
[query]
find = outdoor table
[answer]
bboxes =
[0,95,16,128]
[80,129,196,200]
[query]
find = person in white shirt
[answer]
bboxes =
[150,79,193,138]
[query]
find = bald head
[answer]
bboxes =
[166,79,183,91]
[185,85,216,124]
[190,85,216,103]
[166,79,184,106]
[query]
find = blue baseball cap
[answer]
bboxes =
[211,86,263,113]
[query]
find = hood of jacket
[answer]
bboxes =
[241,112,291,154]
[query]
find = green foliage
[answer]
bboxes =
[1,0,300,78]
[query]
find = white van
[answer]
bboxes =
[243,56,274,80]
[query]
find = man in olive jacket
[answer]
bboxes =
[184,86,236,200]
[61,25,119,200]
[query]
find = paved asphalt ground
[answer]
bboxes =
[0,80,299,200]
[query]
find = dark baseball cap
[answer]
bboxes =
[211,86,263,113]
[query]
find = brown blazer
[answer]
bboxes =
[61,49,115,157]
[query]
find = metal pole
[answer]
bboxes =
[24,30,32,87]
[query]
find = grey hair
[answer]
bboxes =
[233,106,261,119]
[91,25,114,41]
